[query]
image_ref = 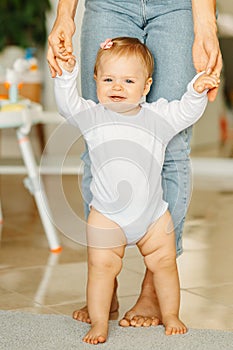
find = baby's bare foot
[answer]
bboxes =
[163,314,187,335]
[83,321,108,345]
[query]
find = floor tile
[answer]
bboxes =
[180,290,233,331]
[0,262,87,306]
[0,287,39,310]
[188,284,233,307]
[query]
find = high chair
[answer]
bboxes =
[0,99,62,252]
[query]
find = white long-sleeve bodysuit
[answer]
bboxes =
[54,65,208,245]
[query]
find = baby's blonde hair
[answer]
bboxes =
[94,37,154,79]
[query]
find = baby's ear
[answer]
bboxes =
[143,77,153,96]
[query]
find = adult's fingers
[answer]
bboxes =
[47,46,62,77]
[207,86,219,102]
[206,50,223,76]
[206,50,219,75]
[64,37,73,54]
[207,53,222,102]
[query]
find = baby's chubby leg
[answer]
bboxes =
[137,210,187,335]
[83,208,126,345]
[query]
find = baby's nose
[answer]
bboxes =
[112,81,123,90]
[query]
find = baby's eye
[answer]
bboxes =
[104,78,112,82]
[125,79,134,84]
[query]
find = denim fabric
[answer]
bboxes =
[80,0,195,256]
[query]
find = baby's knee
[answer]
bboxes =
[144,250,176,273]
[89,249,122,276]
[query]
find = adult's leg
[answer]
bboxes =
[83,208,125,344]
[137,211,187,335]
[120,0,195,327]
[146,0,195,254]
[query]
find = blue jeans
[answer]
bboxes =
[80,0,195,256]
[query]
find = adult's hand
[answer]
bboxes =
[192,27,222,102]
[47,16,76,77]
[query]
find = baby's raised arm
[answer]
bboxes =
[193,72,220,94]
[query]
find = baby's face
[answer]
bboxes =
[95,55,152,115]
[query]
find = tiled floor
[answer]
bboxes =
[0,162,233,331]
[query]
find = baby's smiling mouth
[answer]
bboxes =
[109,95,126,102]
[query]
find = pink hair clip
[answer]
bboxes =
[100,38,113,49]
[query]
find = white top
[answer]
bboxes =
[54,65,208,244]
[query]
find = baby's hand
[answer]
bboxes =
[194,72,220,94]
[56,56,76,73]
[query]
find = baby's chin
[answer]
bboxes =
[102,102,140,115]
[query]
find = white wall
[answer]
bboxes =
[218,0,233,15]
